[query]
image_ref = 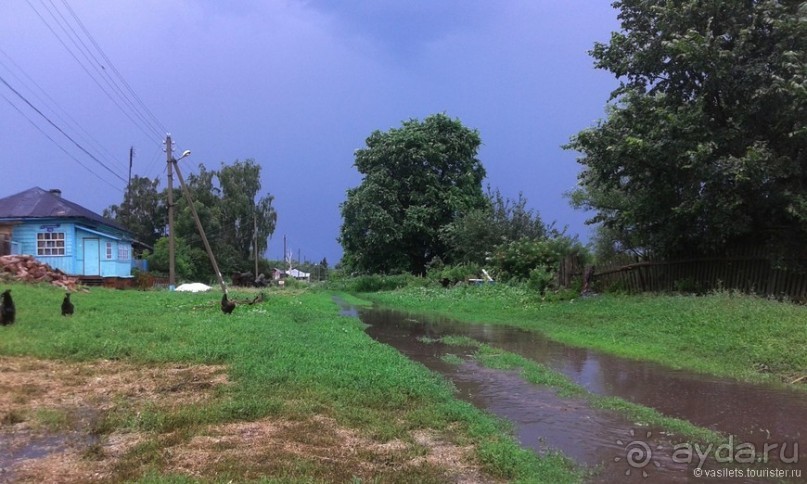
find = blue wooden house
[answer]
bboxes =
[0,187,135,280]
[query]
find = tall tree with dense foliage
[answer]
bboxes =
[567,0,806,258]
[172,159,277,276]
[103,175,164,246]
[218,160,277,264]
[172,164,225,280]
[340,114,487,274]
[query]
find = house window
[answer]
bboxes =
[105,242,114,259]
[37,232,65,256]
[118,245,130,261]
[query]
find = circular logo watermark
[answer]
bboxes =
[614,429,663,478]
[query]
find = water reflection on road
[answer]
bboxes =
[338,300,806,483]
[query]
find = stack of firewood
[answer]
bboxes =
[0,255,81,291]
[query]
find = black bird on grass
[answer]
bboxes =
[221,293,236,314]
[61,293,74,316]
[1,289,15,325]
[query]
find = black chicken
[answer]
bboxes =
[221,293,236,314]
[61,293,74,316]
[1,289,15,325]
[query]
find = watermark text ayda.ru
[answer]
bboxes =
[616,430,800,478]
[673,436,799,469]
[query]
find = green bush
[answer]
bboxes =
[527,267,555,294]
[326,274,430,293]
[490,238,561,282]
[428,263,482,286]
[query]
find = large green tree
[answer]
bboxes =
[218,160,277,264]
[567,0,806,258]
[339,114,487,274]
[172,159,277,277]
[103,175,164,247]
[172,164,225,280]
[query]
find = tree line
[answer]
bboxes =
[109,1,804,288]
[104,159,277,281]
[338,1,805,287]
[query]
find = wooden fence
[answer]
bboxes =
[591,256,807,301]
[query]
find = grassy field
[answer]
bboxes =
[0,283,583,483]
[366,284,807,386]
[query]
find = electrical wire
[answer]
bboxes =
[0,47,122,168]
[1,91,123,192]
[58,0,167,135]
[0,74,127,184]
[42,0,166,138]
[4,0,175,193]
[25,0,165,142]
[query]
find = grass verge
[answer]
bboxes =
[366,285,807,386]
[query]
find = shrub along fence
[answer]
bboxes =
[592,255,807,302]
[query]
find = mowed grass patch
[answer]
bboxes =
[367,285,807,386]
[0,283,582,482]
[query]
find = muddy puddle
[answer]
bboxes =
[339,300,806,482]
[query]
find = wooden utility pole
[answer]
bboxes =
[253,213,258,280]
[166,135,176,289]
[128,146,134,192]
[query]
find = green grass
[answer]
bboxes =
[0,283,583,482]
[366,285,807,386]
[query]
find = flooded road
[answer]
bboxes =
[340,301,806,482]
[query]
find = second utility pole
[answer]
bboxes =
[166,134,176,290]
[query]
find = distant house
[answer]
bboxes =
[272,267,310,282]
[286,268,310,281]
[0,187,135,279]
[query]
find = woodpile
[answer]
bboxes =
[0,255,81,291]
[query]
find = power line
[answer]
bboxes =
[34,0,164,140]
[144,144,166,180]
[58,0,168,135]
[1,91,123,192]
[0,74,127,183]
[42,0,166,138]
[6,0,174,189]
[0,47,122,168]
[25,0,164,142]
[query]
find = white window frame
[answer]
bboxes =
[37,232,65,256]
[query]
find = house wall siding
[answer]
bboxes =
[8,220,133,278]
[98,239,133,277]
[13,221,76,274]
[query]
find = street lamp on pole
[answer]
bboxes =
[166,133,190,290]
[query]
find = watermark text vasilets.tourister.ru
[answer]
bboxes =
[692,467,802,479]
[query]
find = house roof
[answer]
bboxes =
[286,268,310,278]
[0,187,130,234]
